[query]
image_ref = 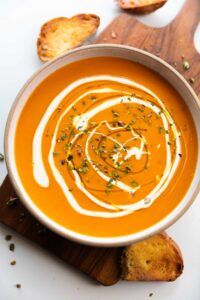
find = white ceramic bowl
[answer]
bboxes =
[4,44,200,247]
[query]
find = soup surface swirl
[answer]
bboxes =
[15,57,198,237]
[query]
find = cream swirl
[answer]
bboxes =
[32,76,181,218]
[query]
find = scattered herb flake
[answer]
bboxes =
[5,234,12,241]
[137,106,144,112]
[90,121,97,126]
[183,60,190,70]
[131,181,139,188]
[158,127,165,134]
[0,153,4,161]
[105,178,115,193]
[116,162,121,169]
[60,160,65,165]
[149,293,153,297]
[125,166,132,174]
[90,95,96,101]
[6,197,18,207]
[95,149,100,155]
[112,110,119,118]
[117,121,124,127]
[125,124,131,131]
[15,284,21,289]
[69,163,75,171]
[53,152,58,157]
[112,171,120,180]
[61,133,67,141]
[114,143,119,149]
[9,243,15,252]
[71,131,75,137]
[188,77,195,84]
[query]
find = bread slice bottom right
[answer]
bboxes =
[121,232,184,281]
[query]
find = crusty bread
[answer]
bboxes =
[118,0,167,14]
[37,14,100,61]
[121,233,184,281]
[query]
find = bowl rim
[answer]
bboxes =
[4,43,200,247]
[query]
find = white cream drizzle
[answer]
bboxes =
[32,76,181,218]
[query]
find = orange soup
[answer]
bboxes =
[15,57,198,238]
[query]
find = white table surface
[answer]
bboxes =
[0,0,200,299]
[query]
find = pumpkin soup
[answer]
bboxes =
[15,57,198,238]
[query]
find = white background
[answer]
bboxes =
[0,0,200,299]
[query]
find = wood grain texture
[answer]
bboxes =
[0,176,122,286]
[96,0,200,96]
[0,0,199,286]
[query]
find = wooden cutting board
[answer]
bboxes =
[0,0,199,286]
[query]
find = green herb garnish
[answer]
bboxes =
[188,77,195,84]
[71,131,75,137]
[61,133,67,141]
[131,181,139,188]
[90,95,96,101]
[149,293,153,298]
[125,124,131,131]
[137,106,144,112]
[9,243,15,251]
[69,163,75,171]
[112,110,119,118]
[114,143,119,149]
[95,149,100,155]
[125,165,132,174]
[183,60,190,70]
[0,153,4,161]
[158,127,165,134]
[116,162,121,169]
[111,171,120,180]
[105,178,114,192]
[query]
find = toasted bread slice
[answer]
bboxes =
[37,14,100,61]
[118,0,167,14]
[121,233,184,281]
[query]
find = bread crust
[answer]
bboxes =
[118,0,167,14]
[121,232,184,281]
[37,14,100,61]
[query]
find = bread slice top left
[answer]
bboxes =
[37,14,100,62]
